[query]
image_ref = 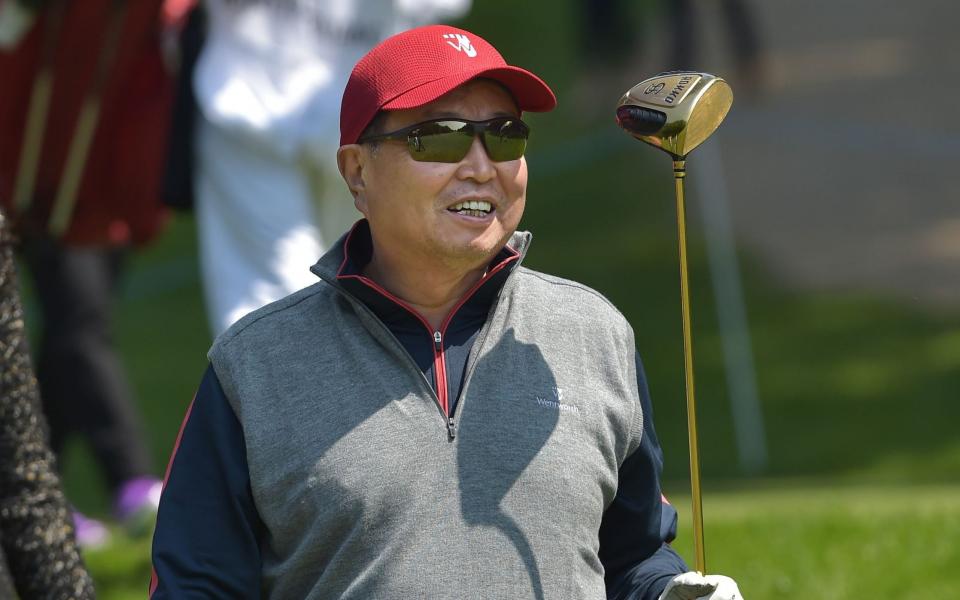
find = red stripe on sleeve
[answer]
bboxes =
[149,395,196,597]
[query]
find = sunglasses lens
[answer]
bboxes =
[483,119,528,162]
[406,122,473,163]
[404,119,529,163]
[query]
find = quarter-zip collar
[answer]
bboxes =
[310,219,532,288]
[310,220,531,418]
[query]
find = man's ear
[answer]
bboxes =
[337,145,368,214]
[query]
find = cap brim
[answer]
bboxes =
[381,65,557,113]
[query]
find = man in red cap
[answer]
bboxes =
[151,25,744,600]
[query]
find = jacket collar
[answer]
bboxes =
[310,219,532,286]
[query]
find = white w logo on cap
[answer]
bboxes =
[442,33,477,57]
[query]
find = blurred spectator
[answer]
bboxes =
[1,207,95,599]
[0,0,176,545]
[576,0,766,104]
[188,0,473,335]
[578,0,637,71]
[665,0,764,95]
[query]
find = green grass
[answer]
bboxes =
[84,531,153,600]
[16,2,958,597]
[667,483,960,598]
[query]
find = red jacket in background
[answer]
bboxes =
[0,0,174,247]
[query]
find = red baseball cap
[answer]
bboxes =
[339,25,557,146]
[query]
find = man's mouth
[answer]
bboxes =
[447,200,493,218]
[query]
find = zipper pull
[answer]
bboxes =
[446,417,457,440]
[433,330,442,351]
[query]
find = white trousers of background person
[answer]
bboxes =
[195,116,357,335]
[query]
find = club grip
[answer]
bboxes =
[616,105,667,135]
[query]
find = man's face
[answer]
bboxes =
[348,79,528,273]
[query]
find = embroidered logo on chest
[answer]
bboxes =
[535,387,581,416]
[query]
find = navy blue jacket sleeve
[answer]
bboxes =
[150,365,264,598]
[600,353,688,600]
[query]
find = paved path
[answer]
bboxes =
[645,0,960,310]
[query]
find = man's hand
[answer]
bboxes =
[659,571,743,600]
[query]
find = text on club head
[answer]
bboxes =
[645,82,666,94]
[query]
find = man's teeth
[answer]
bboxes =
[448,200,493,215]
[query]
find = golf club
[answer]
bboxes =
[615,71,733,575]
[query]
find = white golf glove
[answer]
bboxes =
[659,571,743,600]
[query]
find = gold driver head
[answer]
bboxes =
[616,72,733,160]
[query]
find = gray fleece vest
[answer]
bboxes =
[208,231,644,599]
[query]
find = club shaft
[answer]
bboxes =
[673,160,706,574]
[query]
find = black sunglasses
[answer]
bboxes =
[357,117,530,163]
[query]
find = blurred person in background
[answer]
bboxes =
[188,0,473,335]
[1,207,95,599]
[664,0,765,95]
[576,0,765,106]
[0,0,177,547]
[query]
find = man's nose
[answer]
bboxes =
[456,136,497,182]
